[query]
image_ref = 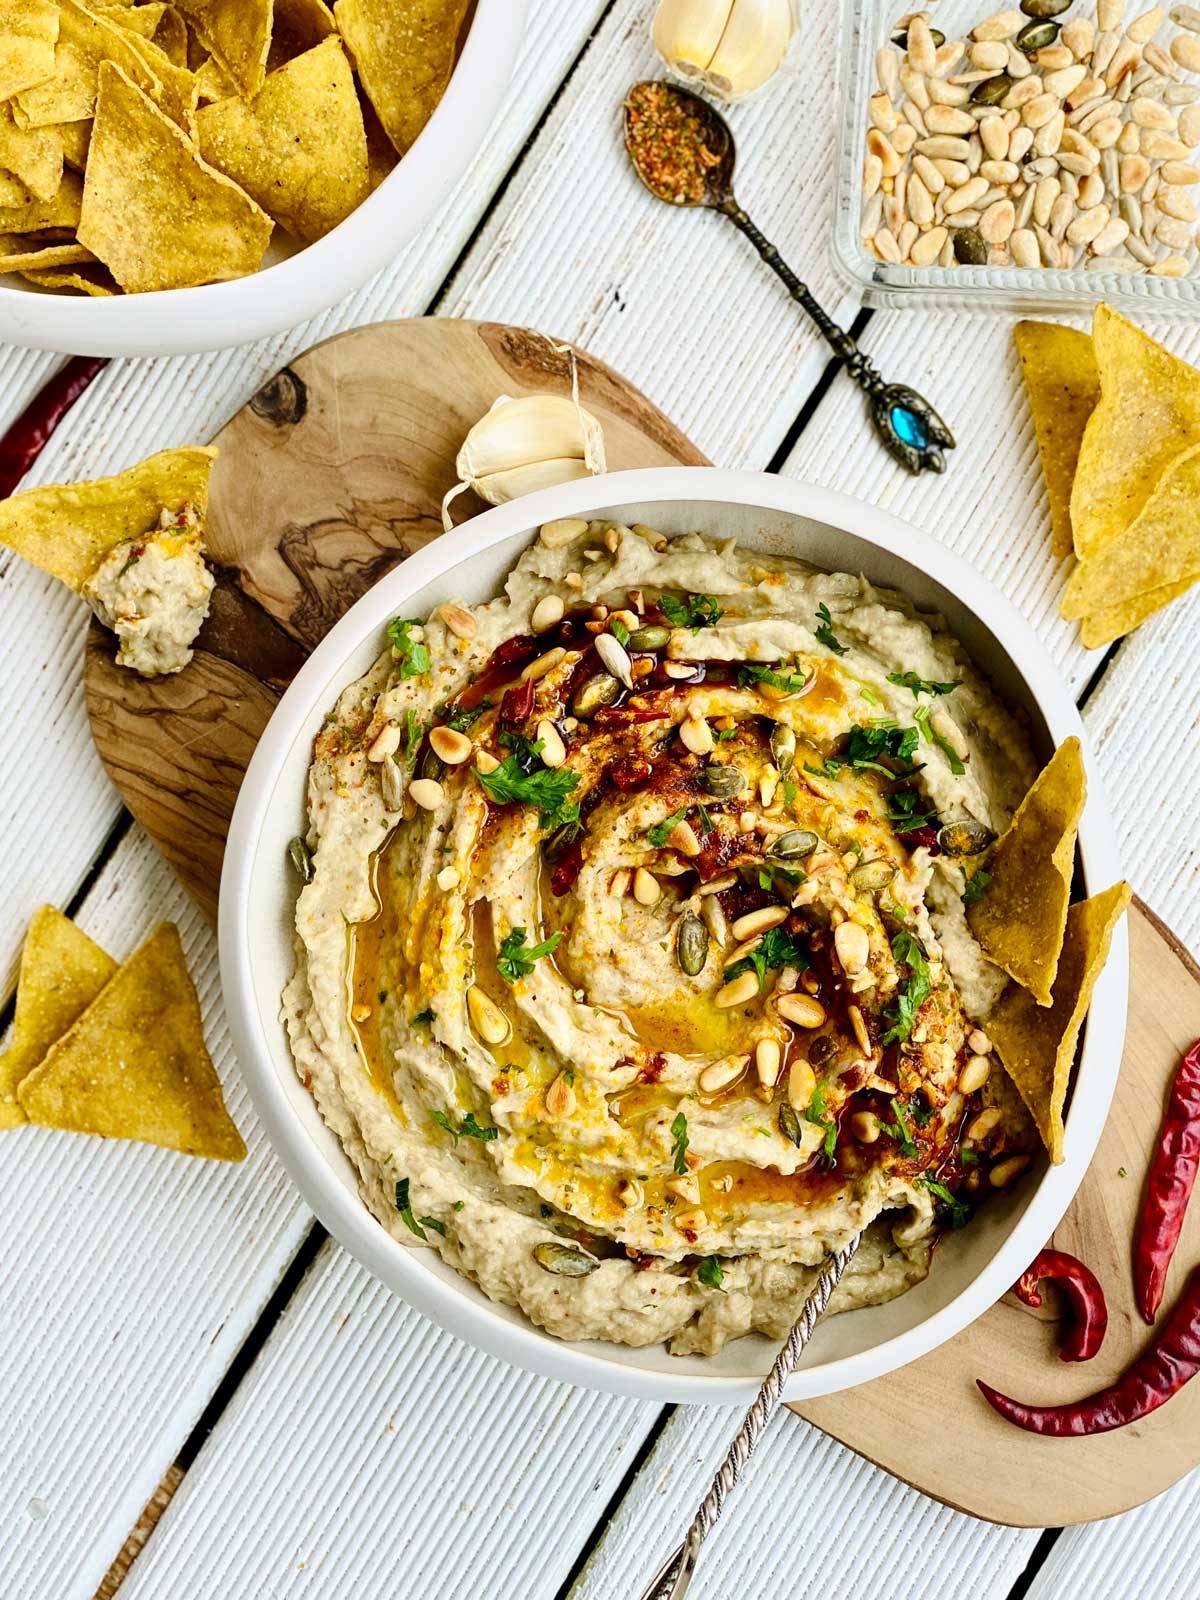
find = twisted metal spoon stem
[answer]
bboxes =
[639,1232,863,1600]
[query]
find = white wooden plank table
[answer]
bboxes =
[1,4,1198,1597]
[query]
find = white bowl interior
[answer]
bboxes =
[222,470,1127,1402]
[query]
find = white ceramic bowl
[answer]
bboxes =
[0,0,528,356]
[220,468,1128,1404]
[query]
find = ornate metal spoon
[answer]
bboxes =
[622,81,953,475]
[637,1232,863,1600]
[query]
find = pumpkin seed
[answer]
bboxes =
[779,1103,804,1147]
[766,828,819,860]
[628,625,670,650]
[850,859,897,892]
[698,763,747,799]
[533,1241,599,1277]
[808,1035,837,1067]
[288,836,314,883]
[769,723,796,777]
[892,25,945,46]
[953,226,988,263]
[1019,0,1070,15]
[571,672,621,716]
[938,818,997,856]
[1016,18,1059,53]
[970,73,1013,105]
[678,911,710,977]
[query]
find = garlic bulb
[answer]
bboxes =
[442,393,606,527]
[652,0,794,100]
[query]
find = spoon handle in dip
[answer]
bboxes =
[714,198,954,476]
[638,1231,864,1600]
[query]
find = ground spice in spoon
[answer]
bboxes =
[624,81,722,205]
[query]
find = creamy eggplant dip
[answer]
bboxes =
[83,503,214,677]
[284,519,1040,1356]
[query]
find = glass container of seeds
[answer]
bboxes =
[832,0,1200,316]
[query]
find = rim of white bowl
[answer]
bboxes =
[220,467,1128,1404]
[0,0,529,357]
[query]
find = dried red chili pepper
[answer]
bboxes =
[610,754,653,790]
[1134,1039,1200,1324]
[1013,1248,1108,1362]
[0,355,107,498]
[593,707,669,725]
[550,838,583,897]
[979,1265,1200,1435]
[456,633,539,710]
[500,679,535,725]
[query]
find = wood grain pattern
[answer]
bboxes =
[83,319,707,924]
[792,899,1200,1527]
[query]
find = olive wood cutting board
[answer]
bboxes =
[82,318,1200,1527]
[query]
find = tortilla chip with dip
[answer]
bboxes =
[175,0,273,98]
[0,443,215,592]
[1070,304,1200,564]
[0,907,118,1131]
[0,0,58,103]
[17,0,164,128]
[967,737,1086,1007]
[0,101,64,201]
[196,35,367,243]
[1014,320,1100,562]
[17,922,247,1161]
[988,880,1132,1164]
[79,62,271,293]
[333,0,470,154]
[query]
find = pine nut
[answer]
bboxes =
[409,778,445,810]
[437,602,476,640]
[467,985,509,1045]
[911,226,949,264]
[851,1111,881,1144]
[699,1055,746,1094]
[531,594,565,633]
[958,1054,992,1094]
[990,1153,1033,1188]
[535,719,567,768]
[616,1178,643,1209]
[521,646,566,682]
[539,518,588,549]
[787,1057,816,1110]
[848,1003,873,1054]
[716,971,760,1009]
[756,1038,783,1091]
[967,1105,1003,1141]
[668,820,702,858]
[731,905,789,941]
[633,867,661,905]
[367,723,401,762]
[973,11,1024,42]
[967,1028,993,1055]
[429,726,473,764]
[1174,33,1200,71]
[777,994,826,1028]
[833,921,871,976]
[545,1073,576,1119]
[475,750,500,775]
[436,866,461,891]
[680,716,714,755]
[609,868,631,897]
[699,872,737,896]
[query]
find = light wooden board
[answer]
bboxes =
[793,901,1200,1526]
[83,318,705,923]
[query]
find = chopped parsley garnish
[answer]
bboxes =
[920,1175,971,1229]
[886,789,940,835]
[443,698,490,733]
[413,1007,436,1025]
[395,1178,427,1239]
[610,617,631,646]
[386,618,430,678]
[814,602,848,656]
[497,926,563,983]
[845,721,920,770]
[758,865,803,891]
[420,1216,446,1236]
[878,1096,918,1158]
[887,670,961,698]
[804,1074,838,1165]
[498,727,546,771]
[453,1200,466,1211]
[539,1203,553,1218]
[475,755,580,829]
[431,1110,500,1143]
[714,726,738,741]
[403,709,425,770]
[962,868,991,907]
[914,703,966,775]
[661,592,724,631]
[805,758,843,782]
[882,928,932,1044]
[696,1255,725,1290]
[648,806,689,847]
[738,661,813,695]
[859,685,882,706]
[726,924,810,990]
[783,778,797,807]
[910,1092,935,1127]
[696,804,714,836]
[1118,1166,1128,1178]
[670,1111,690,1175]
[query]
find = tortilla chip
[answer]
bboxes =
[0,907,117,1131]
[1071,305,1200,563]
[21,260,118,294]
[17,922,246,1161]
[0,0,59,104]
[0,443,215,592]
[988,881,1132,1163]
[79,62,271,293]
[17,0,163,128]
[176,0,272,97]
[0,101,64,201]
[1079,577,1198,649]
[106,2,168,39]
[58,117,93,171]
[122,26,201,130]
[270,0,335,68]
[967,737,1086,1007]
[0,170,29,207]
[333,0,469,155]
[153,4,189,66]
[0,169,83,232]
[193,51,232,101]
[196,36,367,243]
[359,90,397,192]
[1014,320,1100,561]
[0,236,93,271]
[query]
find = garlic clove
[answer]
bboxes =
[706,0,794,98]
[472,457,594,507]
[455,393,606,480]
[652,0,734,81]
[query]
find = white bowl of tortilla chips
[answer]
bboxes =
[221,468,1129,1403]
[0,0,528,355]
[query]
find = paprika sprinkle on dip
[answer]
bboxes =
[623,81,723,205]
